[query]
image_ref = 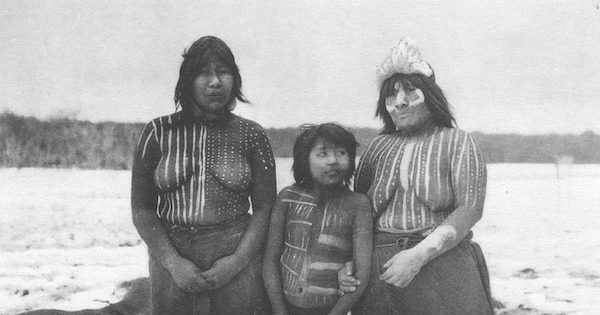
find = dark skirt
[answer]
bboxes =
[148,214,270,315]
[352,231,494,315]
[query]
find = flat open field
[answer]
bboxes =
[1,161,599,314]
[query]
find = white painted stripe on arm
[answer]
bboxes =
[303,286,338,296]
[309,262,343,270]
[285,242,307,252]
[317,234,351,250]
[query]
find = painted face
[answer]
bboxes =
[385,81,431,131]
[191,60,234,119]
[309,139,351,187]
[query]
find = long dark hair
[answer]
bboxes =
[292,123,359,188]
[174,36,248,115]
[376,73,456,134]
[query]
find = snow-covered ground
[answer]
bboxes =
[1,162,599,315]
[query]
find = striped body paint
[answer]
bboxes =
[134,112,275,226]
[354,127,486,232]
[278,186,355,309]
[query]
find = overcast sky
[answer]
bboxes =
[1,0,599,134]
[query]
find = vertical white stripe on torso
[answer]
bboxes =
[465,137,472,206]
[155,121,164,218]
[413,140,424,198]
[141,129,153,159]
[151,120,159,144]
[156,194,162,217]
[400,185,408,229]
[420,134,436,224]
[371,137,394,189]
[424,131,436,201]
[175,128,181,222]
[455,132,468,205]
[436,129,444,200]
[384,137,405,202]
[385,189,399,229]
[175,128,180,187]
[399,140,415,191]
[467,135,480,207]
[198,125,207,221]
[191,125,198,222]
[411,141,422,227]
[163,128,171,190]
[398,140,416,229]
[182,127,188,225]
[158,120,165,179]
[472,135,482,207]
[448,130,459,206]
[169,128,177,222]
[374,137,395,198]
[320,203,329,234]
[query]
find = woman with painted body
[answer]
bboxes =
[131,36,276,315]
[338,38,493,315]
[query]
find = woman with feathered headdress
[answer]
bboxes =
[337,38,494,315]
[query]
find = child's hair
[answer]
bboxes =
[292,123,359,188]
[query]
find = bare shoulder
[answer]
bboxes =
[277,185,296,199]
[277,185,316,202]
[366,133,390,148]
[144,112,187,130]
[437,127,476,139]
[233,115,266,132]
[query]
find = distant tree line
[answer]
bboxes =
[1,112,139,169]
[1,112,599,169]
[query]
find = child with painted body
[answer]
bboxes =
[263,123,373,315]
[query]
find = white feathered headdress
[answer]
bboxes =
[377,38,433,81]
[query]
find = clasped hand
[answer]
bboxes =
[168,257,210,294]
[200,254,244,289]
[338,247,427,294]
[168,254,244,293]
[379,247,426,288]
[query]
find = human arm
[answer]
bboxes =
[200,125,277,289]
[379,131,487,287]
[131,123,210,293]
[262,191,290,315]
[337,150,375,294]
[328,194,373,315]
[337,151,375,294]
[353,143,374,195]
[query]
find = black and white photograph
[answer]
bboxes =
[1,1,599,314]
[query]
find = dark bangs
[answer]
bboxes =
[376,73,456,134]
[292,123,359,188]
[174,36,247,113]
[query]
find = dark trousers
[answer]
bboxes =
[352,233,494,315]
[149,218,270,315]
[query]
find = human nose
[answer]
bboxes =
[394,91,408,109]
[207,71,222,87]
[325,153,339,164]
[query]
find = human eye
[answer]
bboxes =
[197,67,210,76]
[218,67,232,75]
[336,149,348,156]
